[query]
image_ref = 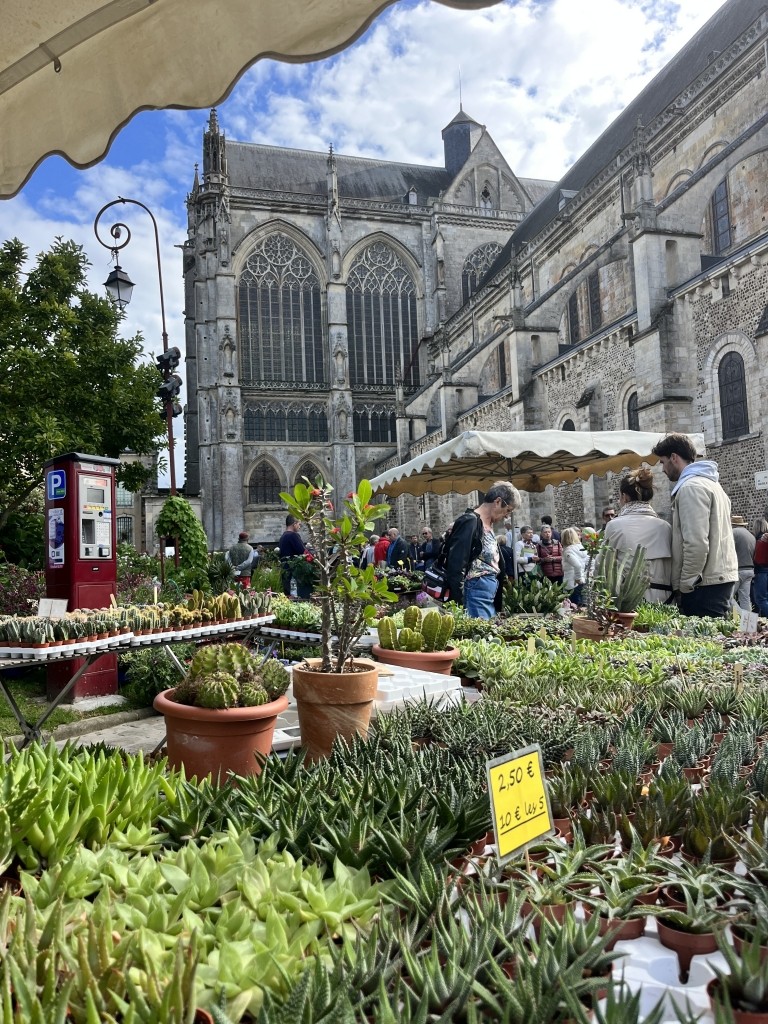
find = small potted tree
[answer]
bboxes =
[281,478,397,761]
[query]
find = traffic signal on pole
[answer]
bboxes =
[156,347,181,374]
[156,373,182,402]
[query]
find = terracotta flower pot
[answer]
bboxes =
[572,617,611,640]
[608,611,637,630]
[371,643,460,676]
[708,978,768,1023]
[292,658,379,762]
[732,925,768,964]
[153,689,288,780]
[656,918,718,983]
[582,907,646,950]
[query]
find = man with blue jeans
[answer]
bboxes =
[444,480,521,619]
[652,433,737,618]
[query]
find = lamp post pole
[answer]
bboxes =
[93,196,178,496]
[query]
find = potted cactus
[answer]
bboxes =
[153,641,290,779]
[373,606,458,676]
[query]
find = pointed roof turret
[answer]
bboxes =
[441,108,484,176]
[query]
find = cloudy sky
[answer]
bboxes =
[0,0,726,485]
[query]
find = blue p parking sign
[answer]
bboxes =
[46,470,66,501]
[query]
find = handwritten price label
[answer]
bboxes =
[486,744,553,861]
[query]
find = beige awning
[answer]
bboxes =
[0,0,496,198]
[369,429,707,497]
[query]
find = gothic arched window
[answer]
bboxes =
[479,184,493,215]
[627,392,640,431]
[461,242,503,304]
[346,242,420,390]
[238,233,325,384]
[247,462,281,505]
[719,351,749,440]
[294,460,324,486]
[562,419,576,431]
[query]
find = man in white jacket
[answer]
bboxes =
[651,433,737,618]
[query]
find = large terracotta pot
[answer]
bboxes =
[371,643,460,676]
[153,689,288,780]
[292,658,379,762]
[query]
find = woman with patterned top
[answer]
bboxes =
[601,467,672,603]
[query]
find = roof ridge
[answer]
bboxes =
[229,139,447,172]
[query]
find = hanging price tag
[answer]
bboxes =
[527,635,536,656]
[486,744,554,862]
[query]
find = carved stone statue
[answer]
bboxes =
[333,333,348,385]
[335,396,352,440]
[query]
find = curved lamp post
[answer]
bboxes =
[94,196,178,495]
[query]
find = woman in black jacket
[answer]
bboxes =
[443,481,521,618]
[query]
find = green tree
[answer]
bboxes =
[0,237,165,532]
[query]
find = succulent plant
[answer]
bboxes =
[376,609,454,653]
[173,641,289,709]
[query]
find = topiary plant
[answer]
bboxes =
[155,496,209,583]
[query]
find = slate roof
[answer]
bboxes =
[226,141,555,209]
[480,0,768,284]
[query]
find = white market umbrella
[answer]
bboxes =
[369,429,707,497]
[1,0,496,198]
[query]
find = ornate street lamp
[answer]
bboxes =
[94,196,178,495]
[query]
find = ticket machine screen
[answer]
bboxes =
[79,475,113,558]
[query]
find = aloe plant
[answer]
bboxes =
[711,928,768,1014]
[680,781,751,861]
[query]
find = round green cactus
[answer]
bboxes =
[261,659,290,700]
[240,682,269,707]
[195,671,240,710]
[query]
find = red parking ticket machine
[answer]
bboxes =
[44,452,120,700]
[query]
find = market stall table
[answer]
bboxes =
[0,615,274,749]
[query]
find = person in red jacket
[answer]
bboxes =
[536,523,564,584]
[373,534,390,566]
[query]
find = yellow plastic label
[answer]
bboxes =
[487,744,553,861]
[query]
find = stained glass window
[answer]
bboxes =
[627,392,640,431]
[711,179,731,255]
[568,292,580,345]
[461,243,503,303]
[346,243,420,389]
[238,233,325,384]
[247,462,281,505]
[719,351,748,440]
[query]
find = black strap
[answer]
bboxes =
[649,582,673,592]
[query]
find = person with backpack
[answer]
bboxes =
[442,481,521,619]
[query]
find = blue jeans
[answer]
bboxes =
[754,569,768,616]
[464,574,498,619]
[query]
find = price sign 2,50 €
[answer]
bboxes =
[486,744,554,862]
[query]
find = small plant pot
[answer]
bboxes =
[521,899,574,937]
[656,741,674,760]
[656,918,718,983]
[732,925,768,964]
[582,908,646,949]
[572,617,612,640]
[708,978,768,1023]
[682,758,710,782]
